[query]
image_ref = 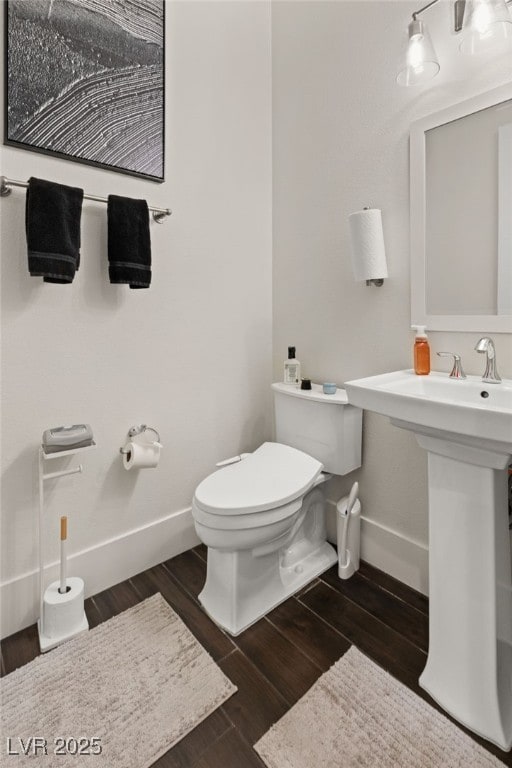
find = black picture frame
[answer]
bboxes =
[4,0,165,183]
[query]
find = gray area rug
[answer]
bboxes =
[255,646,504,768]
[1,593,236,766]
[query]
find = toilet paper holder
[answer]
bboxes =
[119,424,160,454]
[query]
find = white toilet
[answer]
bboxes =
[192,382,362,635]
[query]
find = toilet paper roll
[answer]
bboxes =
[123,441,162,470]
[43,577,85,639]
[348,208,388,282]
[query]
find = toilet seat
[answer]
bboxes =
[193,442,323,517]
[192,497,303,531]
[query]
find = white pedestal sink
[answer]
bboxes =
[344,370,512,751]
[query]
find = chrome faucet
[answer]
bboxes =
[437,352,466,378]
[475,337,501,383]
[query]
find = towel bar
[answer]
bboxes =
[0,175,172,223]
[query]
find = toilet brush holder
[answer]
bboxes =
[337,495,361,580]
[38,576,89,652]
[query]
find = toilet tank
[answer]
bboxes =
[272,382,362,475]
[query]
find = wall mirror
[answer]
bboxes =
[410,83,512,333]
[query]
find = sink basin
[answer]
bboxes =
[344,368,512,751]
[345,369,512,456]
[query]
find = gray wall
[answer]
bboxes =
[271,0,512,592]
[0,1,273,638]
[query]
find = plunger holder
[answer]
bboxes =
[37,445,94,652]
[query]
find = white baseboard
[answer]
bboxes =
[326,499,429,596]
[1,507,200,640]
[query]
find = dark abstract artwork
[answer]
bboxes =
[5,0,164,181]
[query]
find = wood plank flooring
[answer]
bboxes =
[2,546,510,767]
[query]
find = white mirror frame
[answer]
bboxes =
[410,83,512,333]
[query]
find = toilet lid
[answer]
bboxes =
[194,442,323,515]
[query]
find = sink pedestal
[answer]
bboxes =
[345,369,512,751]
[412,431,512,751]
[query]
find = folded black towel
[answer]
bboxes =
[108,195,151,289]
[26,177,84,284]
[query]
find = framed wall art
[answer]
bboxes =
[4,0,165,182]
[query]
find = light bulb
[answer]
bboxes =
[408,35,426,68]
[473,1,493,32]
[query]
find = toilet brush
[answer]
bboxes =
[38,514,88,651]
[337,482,360,579]
[59,516,68,594]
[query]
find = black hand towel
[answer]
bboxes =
[108,195,152,289]
[26,177,84,283]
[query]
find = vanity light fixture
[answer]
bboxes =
[397,2,440,87]
[397,0,512,86]
[458,0,512,53]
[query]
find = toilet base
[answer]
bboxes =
[199,540,337,636]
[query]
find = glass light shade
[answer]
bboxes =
[397,19,440,87]
[460,0,512,54]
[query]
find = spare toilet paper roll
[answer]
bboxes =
[348,208,388,282]
[43,577,85,638]
[123,441,162,470]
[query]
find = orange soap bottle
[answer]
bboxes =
[412,325,430,375]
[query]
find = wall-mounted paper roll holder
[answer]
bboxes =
[348,205,388,287]
[119,424,160,454]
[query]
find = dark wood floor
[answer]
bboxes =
[2,546,510,767]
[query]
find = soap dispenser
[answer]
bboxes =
[412,325,430,375]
